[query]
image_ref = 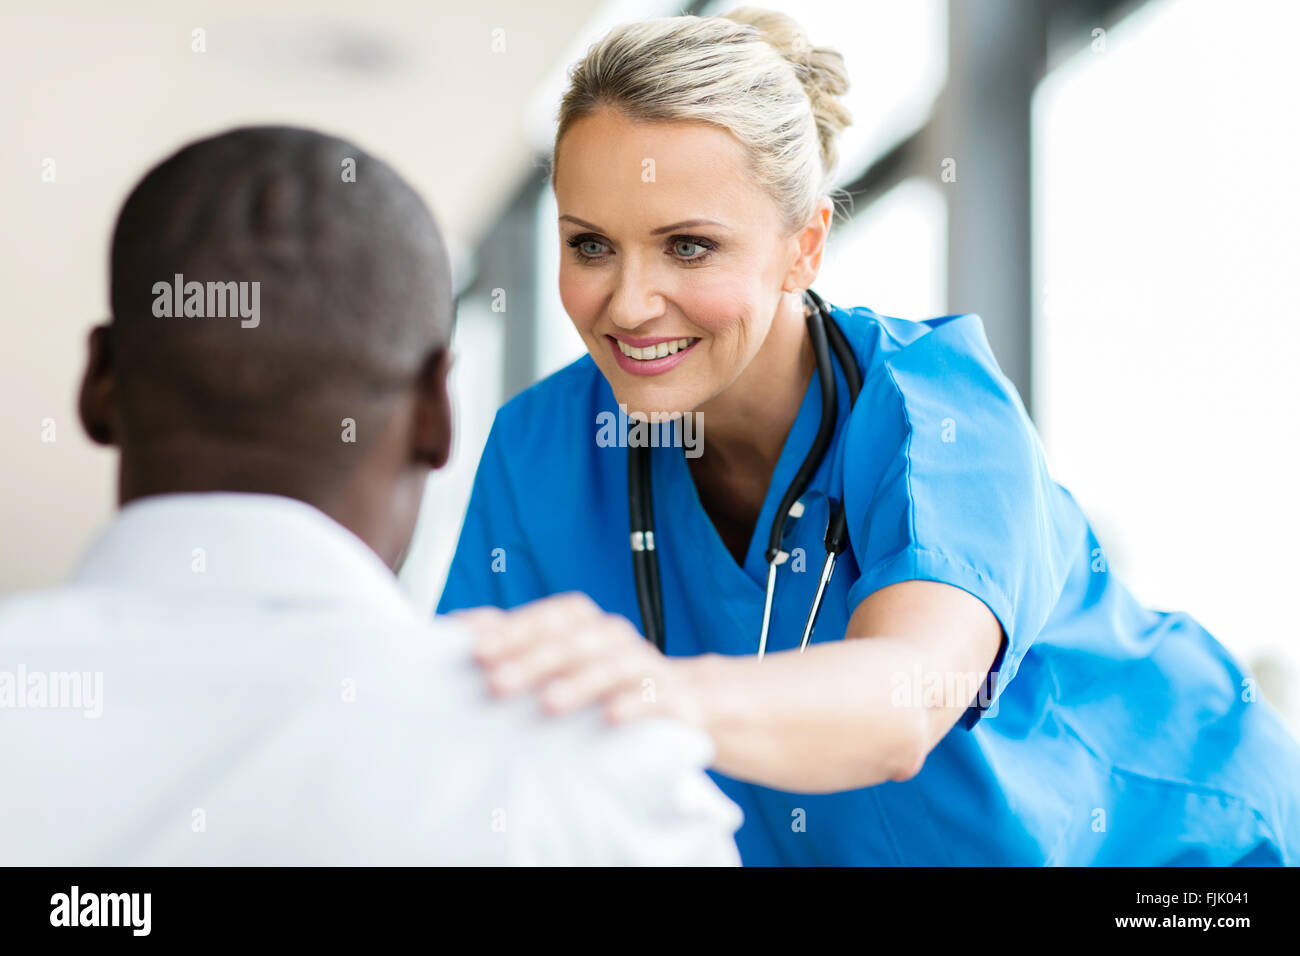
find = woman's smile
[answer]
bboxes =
[606,333,701,375]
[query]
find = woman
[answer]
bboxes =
[438,7,1300,865]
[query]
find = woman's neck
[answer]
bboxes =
[685,294,815,564]
[693,294,816,476]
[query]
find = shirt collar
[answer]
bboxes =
[69,492,417,619]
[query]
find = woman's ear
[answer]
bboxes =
[411,346,454,470]
[78,324,118,446]
[785,196,835,291]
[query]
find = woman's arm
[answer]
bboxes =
[691,579,1004,792]
[458,581,1004,794]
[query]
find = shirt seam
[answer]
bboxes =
[878,359,919,553]
[845,320,1018,626]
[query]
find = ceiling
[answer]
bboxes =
[1,0,609,285]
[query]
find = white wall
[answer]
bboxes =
[0,0,602,592]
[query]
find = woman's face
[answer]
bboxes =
[554,106,807,419]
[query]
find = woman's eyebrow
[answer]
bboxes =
[558,215,728,234]
[650,218,727,235]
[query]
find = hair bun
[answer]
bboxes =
[720,7,852,172]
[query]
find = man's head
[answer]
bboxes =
[80,125,455,568]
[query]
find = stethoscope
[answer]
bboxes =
[628,288,863,659]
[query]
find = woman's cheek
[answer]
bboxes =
[558,267,603,339]
[677,276,750,347]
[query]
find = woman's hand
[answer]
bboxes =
[452,592,714,730]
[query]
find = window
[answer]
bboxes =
[397,294,506,613]
[818,177,947,319]
[534,184,588,382]
[1032,0,1300,729]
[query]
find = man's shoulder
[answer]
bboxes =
[0,586,116,646]
[0,582,472,678]
[0,584,740,863]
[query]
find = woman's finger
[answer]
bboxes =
[539,648,659,715]
[448,606,505,636]
[604,689,657,725]
[471,592,604,661]
[482,620,628,695]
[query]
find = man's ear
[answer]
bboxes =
[78,324,118,446]
[411,346,454,470]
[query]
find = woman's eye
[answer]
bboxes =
[670,238,714,262]
[566,234,713,264]
[565,235,609,261]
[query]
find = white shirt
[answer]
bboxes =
[0,492,742,865]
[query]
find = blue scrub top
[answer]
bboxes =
[437,302,1300,865]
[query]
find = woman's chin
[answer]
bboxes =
[588,361,689,418]
[606,384,696,422]
[616,399,689,423]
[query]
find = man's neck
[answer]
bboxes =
[116,446,415,571]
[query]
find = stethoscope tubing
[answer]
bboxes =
[628,289,862,657]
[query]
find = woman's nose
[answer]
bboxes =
[607,262,666,330]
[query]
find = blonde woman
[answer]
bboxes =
[440,7,1300,865]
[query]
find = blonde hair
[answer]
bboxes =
[551,7,853,233]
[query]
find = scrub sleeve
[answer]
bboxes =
[840,315,1077,728]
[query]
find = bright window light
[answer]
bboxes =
[818,176,947,319]
[700,0,948,185]
[1032,0,1300,726]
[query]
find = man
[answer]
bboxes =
[0,126,741,865]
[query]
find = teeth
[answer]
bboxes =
[616,337,696,360]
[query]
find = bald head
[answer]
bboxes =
[108,125,451,449]
[82,125,457,566]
